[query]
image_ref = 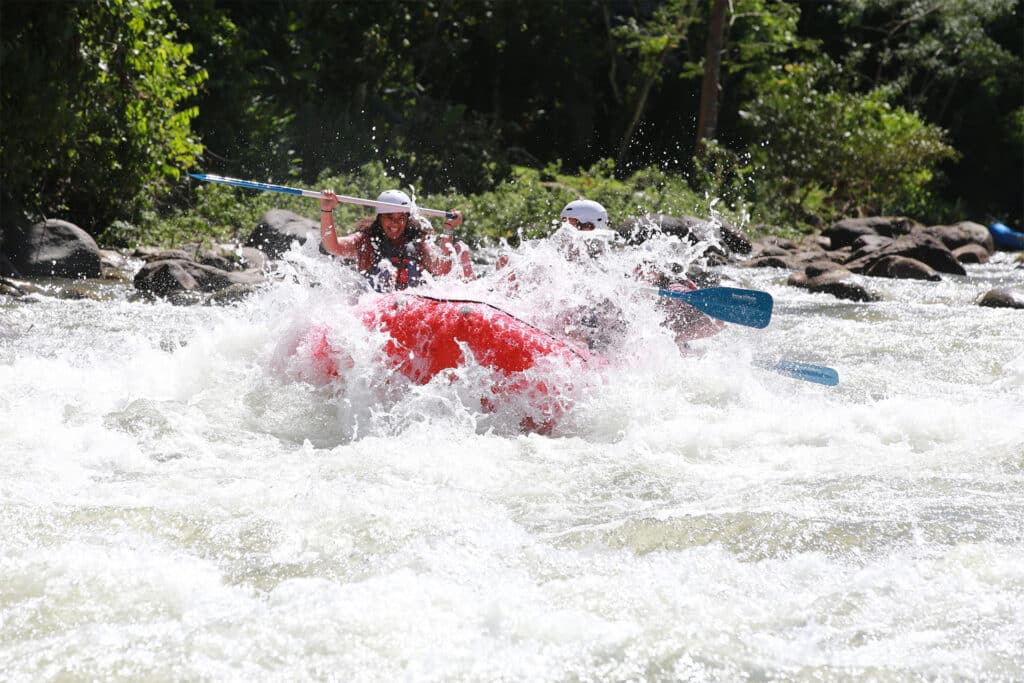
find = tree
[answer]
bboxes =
[743,60,957,218]
[695,0,729,151]
[1,0,206,231]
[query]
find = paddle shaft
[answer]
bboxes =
[189,173,454,219]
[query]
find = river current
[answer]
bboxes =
[2,232,1022,681]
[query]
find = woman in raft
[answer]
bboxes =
[318,188,474,291]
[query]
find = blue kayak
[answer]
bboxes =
[989,222,1024,251]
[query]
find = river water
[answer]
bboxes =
[2,232,1022,681]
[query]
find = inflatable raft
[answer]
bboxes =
[301,293,599,432]
[989,222,1024,251]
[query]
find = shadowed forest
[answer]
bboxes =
[2,0,1021,246]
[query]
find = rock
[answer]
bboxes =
[787,263,879,301]
[4,219,102,278]
[804,261,847,279]
[952,243,990,264]
[619,213,752,254]
[850,234,894,251]
[809,279,879,302]
[846,235,894,264]
[741,255,800,269]
[849,232,965,277]
[823,216,921,249]
[978,288,1024,309]
[138,249,193,263]
[134,258,264,297]
[886,232,966,275]
[787,271,809,287]
[1,276,25,297]
[864,255,941,281]
[207,283,264,305]
[246,209,318,258]
[920,221,994,254]
[239,246,268,272]
[750,243,792,258]
[755,236,800,251]
[720,224,753,255]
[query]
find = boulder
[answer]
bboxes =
[846,235,894,264]
[4,219,102,278]
[1,276,24,297]
[978,288,1024,309]
[750,243,792,258]
[246,209,318,258]
[138,249,194,263]
[741,255,801,270]
[864,255,941,281]
[883,232,966,275]
[787,263,879,302]
[823,216,921,250]
[920,221,994,254]
[952,243,990,264]
[620,213,752,254]
[134,258,264,297]
[849,232,965,277]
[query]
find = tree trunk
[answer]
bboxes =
[695,0,729,153]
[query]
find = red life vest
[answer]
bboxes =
[355,228,430,291]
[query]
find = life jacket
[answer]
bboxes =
[356,226,429,292]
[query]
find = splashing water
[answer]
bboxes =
[2,227,1023,680]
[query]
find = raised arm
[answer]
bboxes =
[424,210,474,279]
[319,190,362,258]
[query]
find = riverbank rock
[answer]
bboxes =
[978,288,1024,309]
[920,221,994,254]
[619,213,753,255]
[247,209,317,258]
[863,255,941,281]
[1,276,24,297]
[134,258,264,297]
[787,263,880,302]
[952,243,990,264]
[847,232,965,277]
[2,219,102,278]
[823,216,921,250]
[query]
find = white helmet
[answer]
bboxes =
[560,199,608,228]
[375,189,412,214]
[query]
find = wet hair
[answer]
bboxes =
[356,214,427,243]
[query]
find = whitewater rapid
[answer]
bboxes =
[2,234,1022,681]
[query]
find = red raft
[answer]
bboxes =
[302,293,600,432]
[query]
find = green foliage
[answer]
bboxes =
[98,159,723,250]
[834,0,1020,105]
[5,0,1019,237]
[100,161,395,248]
[1,0,206,231]
[742,61,958,220]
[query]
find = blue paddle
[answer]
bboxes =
[755,358,839,386]
[655,286,773,329]
[189,173,456,219]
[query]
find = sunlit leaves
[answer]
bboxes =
[744,60,956,218]
[2,0,206,230]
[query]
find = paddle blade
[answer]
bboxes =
[189,173,306,196]
[756,358,839,386]
[658,286,773,329]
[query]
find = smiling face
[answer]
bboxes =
[563,216,595,231]
[379,212,409,241]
